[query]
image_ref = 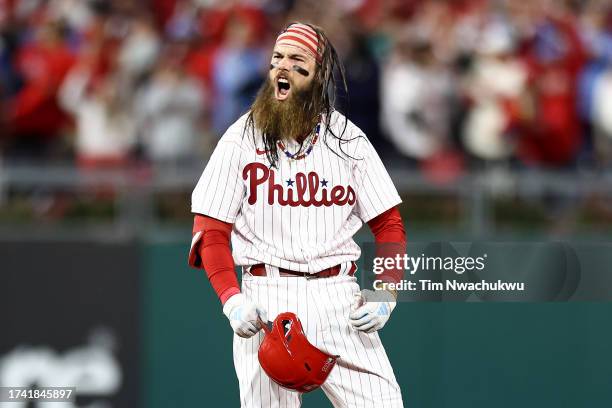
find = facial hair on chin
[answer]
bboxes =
[250,77,320,142]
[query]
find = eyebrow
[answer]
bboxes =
[273,51,306,59]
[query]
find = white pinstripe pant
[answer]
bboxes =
[233,272,404,408]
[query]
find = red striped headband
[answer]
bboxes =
[275,23,322,63]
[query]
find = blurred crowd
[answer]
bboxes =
[0,0,611,174]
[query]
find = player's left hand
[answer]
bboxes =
[349,289,396,333]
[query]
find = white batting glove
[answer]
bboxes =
[222,293,268,338]
[349,289,396,333]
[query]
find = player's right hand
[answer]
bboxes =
[222,293,268,338]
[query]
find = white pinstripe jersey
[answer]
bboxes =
[191,110,401,273]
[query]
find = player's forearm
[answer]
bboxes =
[189,214,240,305]
[367,207,406,285]
[200,241,240,304]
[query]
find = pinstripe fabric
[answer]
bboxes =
[234,275,404,408]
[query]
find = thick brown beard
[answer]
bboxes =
[250,77,322,143]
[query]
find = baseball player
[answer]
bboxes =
[189,22,406,407]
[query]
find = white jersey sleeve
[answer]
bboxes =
[191,122,247,223]
[352,136,402,222]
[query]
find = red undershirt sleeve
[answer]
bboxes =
[189,214,240,305]
[367,206,406,284]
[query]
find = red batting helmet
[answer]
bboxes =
[258,312,339,393]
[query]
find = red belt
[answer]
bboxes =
[249,262,356,279]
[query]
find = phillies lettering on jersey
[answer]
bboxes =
[191,110,401,273]
[243,162,356,207]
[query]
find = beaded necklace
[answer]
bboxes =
[276,123,320,161]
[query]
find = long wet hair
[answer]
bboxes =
[243,22,356,168]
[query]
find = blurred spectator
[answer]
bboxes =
[380,34,451,161]
[118,12,161,80]
[579,3,612,168]
[590,69,612,167]
[48,0,93,33]
[462,18,527,162]
[136,47,206,165]
[332,17,384,148]
[516,7,587,167]
[5,18,75,161]
[165,0,199,41]
[0,16,21,102]
[59,52,136,168]
[210,8,267,134]
[184,35,217,97]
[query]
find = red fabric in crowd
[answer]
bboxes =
[519,16,587,166]
[10,41,75,137]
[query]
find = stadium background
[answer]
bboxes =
[1,0,611,407]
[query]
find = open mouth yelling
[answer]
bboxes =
[275,76,291,101]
